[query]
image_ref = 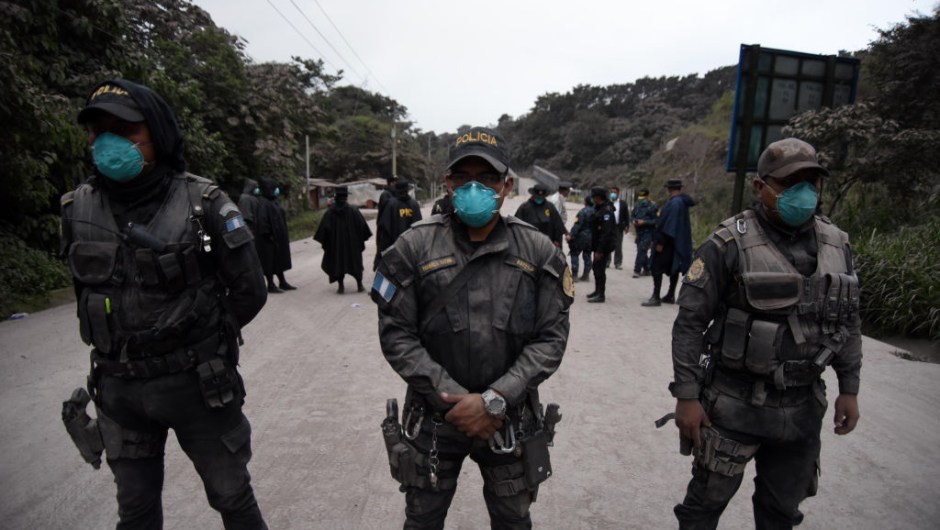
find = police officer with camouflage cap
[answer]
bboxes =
[667,137,862,529]
[60,80,269,528]
[372,126,573,529]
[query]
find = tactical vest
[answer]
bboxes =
[65,174,223,358]
[709,209,859,388]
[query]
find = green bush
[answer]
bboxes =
[0,230,72,318]
[287,209,325,241]
[853,218,940,341]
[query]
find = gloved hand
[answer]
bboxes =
[675,398,711,449]
[833,393,859,435]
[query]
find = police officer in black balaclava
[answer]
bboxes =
[60,80,269,529]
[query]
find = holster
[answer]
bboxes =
[61,387,104,469]
[521,430,553,490]
[380,398,421,488]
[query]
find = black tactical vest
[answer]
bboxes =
[710,209,859,382]
[65,174,223,357]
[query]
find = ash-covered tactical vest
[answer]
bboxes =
[65,174,223,358]
[709,209,859,388]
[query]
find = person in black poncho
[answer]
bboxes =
[314,186,373,293]
[254,177,295,293]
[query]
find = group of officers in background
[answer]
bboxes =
[514,178,694,306]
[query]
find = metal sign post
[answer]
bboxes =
[726,44,860,214]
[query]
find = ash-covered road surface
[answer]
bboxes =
[1,188,938,529]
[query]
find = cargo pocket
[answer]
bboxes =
[69,241,121,285]
[720,308,751,370]
[221,418,252,457]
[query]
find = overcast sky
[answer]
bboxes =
[191,0,935,134]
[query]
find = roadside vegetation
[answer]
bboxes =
[2,2,937,342]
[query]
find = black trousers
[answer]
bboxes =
[402,415,535,530]
[98,371,267,530]
[651,240,678,298]
[592,251,611,296]
[612,230,625,267]
[674,376,827,530]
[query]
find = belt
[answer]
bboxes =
[93,333,221,379]
[712,367,815,408]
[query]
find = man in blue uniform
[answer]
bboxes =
[631,188,657,278]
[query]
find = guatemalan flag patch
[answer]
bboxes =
[225,214,246,232]
[372,271,397,302]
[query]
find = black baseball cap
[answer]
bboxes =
[665,179,683,189]
[447,127,510,174]
[78,82,145,124]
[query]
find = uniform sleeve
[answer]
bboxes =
[670,237,734,399]
[206,190,267,328]
[830,242,862,394]
[373,242,468,410]
[490,245,572,405]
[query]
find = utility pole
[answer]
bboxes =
[391,125,397,180]
[304,134,310,208]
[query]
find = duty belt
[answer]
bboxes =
[712,367,815,408]
[92,333,221,379]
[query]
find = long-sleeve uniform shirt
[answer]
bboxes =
[590,201,618,253]
[372,215,573,410]
[670,206,862,399]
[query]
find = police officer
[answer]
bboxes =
[375,179,423,270]
[668,138,862,529]
[514,183,567,247]
[586,187,617,303]
[609,186,630,269]
[630,188,657,278]
[567,196,595,282]
[60,80,269,529]
[372,126,573,529]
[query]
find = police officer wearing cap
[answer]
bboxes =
[514,183,567,247]
[631,188,657,277]
[667,138,862,529]
[372,126,573,529]
[60,80,269,529]
[586,186,617,303]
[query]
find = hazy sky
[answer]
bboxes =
[191,0,935,134]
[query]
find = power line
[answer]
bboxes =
[286,0,365,84]
[263,0,340,73]
[310,0,388,94]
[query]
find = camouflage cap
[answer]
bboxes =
[757,138,830,180]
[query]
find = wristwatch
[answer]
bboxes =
[481,389,507,417]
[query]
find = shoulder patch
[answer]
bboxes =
[683,257,709,288]
[225,214,246,232]
[563,266,575,298]
[372,271,398,302]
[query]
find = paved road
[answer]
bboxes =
[1,189,938,529]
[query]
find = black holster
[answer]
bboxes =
[61,387,104,469]
[196,358,242,408]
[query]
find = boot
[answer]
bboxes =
[586,291,599,299]
[587,294,605,303]
[641,296,661,307]
[267,283,284,294]
[279,282,297,291]
[337,280,345,294]
[661,293,676,304]
[579,270,590,282]
[356,280,365,293]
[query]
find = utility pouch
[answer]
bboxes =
[136,249,161,286]
[521,430,553,489]
[196,358,239,408]
[745,320,786,375]
[85,293,113,354]
[158,251,185,292]
[61,387,104,469]
[720,308,751,370]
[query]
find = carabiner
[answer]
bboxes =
[488,424,517,454]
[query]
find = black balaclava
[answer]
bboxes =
[86,79,186,208]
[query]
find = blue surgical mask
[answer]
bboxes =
[92,132,145,182]
[275,187,280,197]
[772,181,819,227]
[609,193,617,200]
[533,196,545,205]
[453,181,499,228]
[253,187,260,196]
